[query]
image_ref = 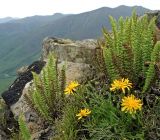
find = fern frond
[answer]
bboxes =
[32,90,52,121]
[60,65,66,95]
[18,115,31,140]
[48,54,59,93]
[103,48,120,81]
[109,16,118,50]
[143,41,160,92]
[102,27,113,48]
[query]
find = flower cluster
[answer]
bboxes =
[64,81,80,95]
[110,78,142,114]
[64,82,91,120]
[67,78,142,120]
[110,78,132,93]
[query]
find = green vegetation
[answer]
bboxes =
[11,115,31,140]
[102,11,160,92]
[18,115,31,140]
[25,54,66,122]
[8,10,160,140]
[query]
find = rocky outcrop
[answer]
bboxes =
[42,37,97,64]
[1,61,46,106]
[42,37,97,83]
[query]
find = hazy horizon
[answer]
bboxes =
[0,0,159,18]
[0,5,151,19]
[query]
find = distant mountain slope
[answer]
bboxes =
[38,5,150,40]
[0,5,150,93]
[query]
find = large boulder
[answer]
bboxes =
[42,37,97,83]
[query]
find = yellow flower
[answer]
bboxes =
[64,81,80,95]
[76,108,91,120]
[121,94,142,114]
[110,78,132,93]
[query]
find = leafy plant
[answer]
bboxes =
[18,115,31,140]
[143,41,160,92]
[25,54,66,122]
[101,11,160,92]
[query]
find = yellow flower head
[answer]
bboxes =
[64,81,80,95]
[76,108,91,120]
[121,94,142,114]
[110,78,132,93]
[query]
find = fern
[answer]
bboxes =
[109,16,118,50]
[32,90,52,121]
[25,54,66,122]
[102,11,157,91]
[18,115,31,140]
[48,54,59,93]
[103,48,120,81]
[142,17,156,75]
[143,41,160,92]
[102,27,113,48]
[60,65,66,98]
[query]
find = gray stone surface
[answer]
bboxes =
[42,37,97,64]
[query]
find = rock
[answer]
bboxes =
[1,61,46,106]
[42,37,97,64]
[147,11,160,29]
[0,98,18,140]
[58,61,95,84]
[17,66,28,76]
[42,37,97,84]
[10,82,53,140]
[10,82,32,119]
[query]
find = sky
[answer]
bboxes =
[0,0,159,18]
